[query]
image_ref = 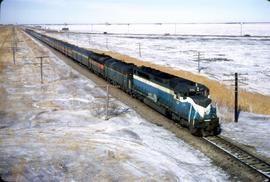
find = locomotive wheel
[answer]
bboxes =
[189,125,202,136]
[213,126,221,135]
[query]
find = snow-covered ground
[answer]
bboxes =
[221,112,270,158]
[0,30,229,181]
[40,23,270,36]
[44,31,270,95]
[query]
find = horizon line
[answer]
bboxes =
[2,21,270,26]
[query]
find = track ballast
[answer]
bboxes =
[203,136,270,180]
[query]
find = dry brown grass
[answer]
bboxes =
[0,63,6,75]
[88,48,270,115]
[0,27,11,67]
[11,158,27,181]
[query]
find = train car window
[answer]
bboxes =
[190,91,202,96]
[204,89,209,96]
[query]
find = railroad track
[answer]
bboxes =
[203,136,270,180]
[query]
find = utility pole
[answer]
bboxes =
[234,73,238,122]
[223,72,248,122]
[105,85,109,119]
[240,22,243,36]
[193,51,203,73]
[10,27,23,65]
[12,26,17,64]
[127,24,130,34]
[91,24,93,32]
[138,43,142,57]
[106,38,108,49]
[36,56,49,84]
[95,84,120,120]
[88,35,91,45]
[21,56,50,83]
[76,37,79,46]
[197,52,201,73]
[12,45,16,64]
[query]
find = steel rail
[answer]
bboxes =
[203,136,270,180]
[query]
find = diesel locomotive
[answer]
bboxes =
[25,29,220,136]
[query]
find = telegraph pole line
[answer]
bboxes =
[9,27,23,65]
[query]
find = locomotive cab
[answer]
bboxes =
[173,83,220,136]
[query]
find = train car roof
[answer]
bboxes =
[135,66,209,93]
[112,62,134,73]
[105,58,134,73]
[89,53,111,64]
[137,66,175,80]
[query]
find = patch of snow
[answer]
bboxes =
[221,112,270,158]
[40,23,270,36]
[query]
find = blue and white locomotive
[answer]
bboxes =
[132,67,219,136]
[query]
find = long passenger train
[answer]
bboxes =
[25,29,220,136]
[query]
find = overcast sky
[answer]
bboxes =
[1,0,270,24]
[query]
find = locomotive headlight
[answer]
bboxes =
[204,104,211,115]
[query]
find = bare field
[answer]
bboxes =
[89,48,270,116]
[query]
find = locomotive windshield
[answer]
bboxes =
[174,86,211,107]
[189,90,209,97]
